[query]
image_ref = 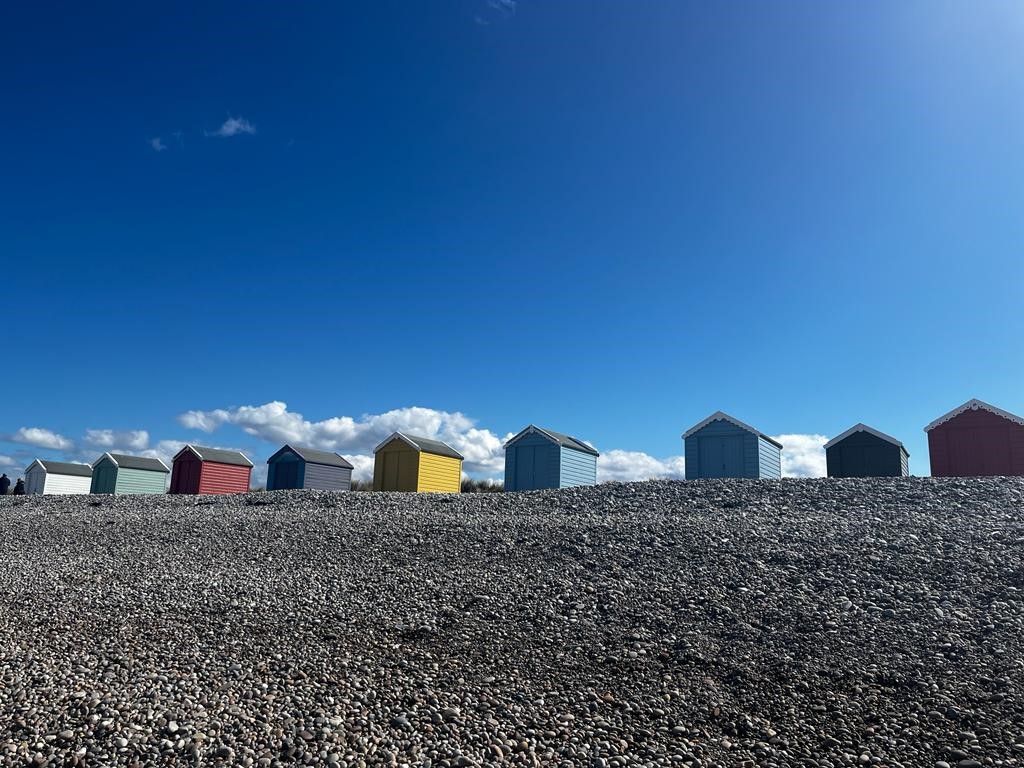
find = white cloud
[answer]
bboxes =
[150,137,167,152]
[178,401,507,476]
[772,433,828,478]
[205,116,256,138]
[9,427,74,451]
[85,429,150,451]
[0,455,15,467]
[348,454,375,483]
[251,463,269,489]
[598,450,686,483]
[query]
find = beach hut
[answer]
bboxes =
[266,444,353,491]
[170,445,253,495]
[504,425,599,491]
[925,398,1024,477]
[683,411,782,479]
[373,432,463,493]
[824,424,909,478]
[90,452,170,494]
[24,459,93,495]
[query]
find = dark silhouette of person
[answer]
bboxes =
[0,474,9,495]
[12,478,25,495]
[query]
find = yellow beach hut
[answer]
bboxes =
[372,432,463,493]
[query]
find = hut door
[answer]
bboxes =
[176,460,200,493]
[94,464,116,493]
[839,446,865,477]
[385,453,400,489]
[516,446,536,489]
[276,461,300,489]
[700,436,744,478]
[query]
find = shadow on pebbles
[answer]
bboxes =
[0,477,1023,767]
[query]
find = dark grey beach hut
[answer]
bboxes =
[266,444,354,491]
[825,424,909,478]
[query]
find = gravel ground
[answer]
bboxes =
[1,478,1023,768]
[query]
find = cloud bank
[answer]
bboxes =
[597,450,686,483]
[772,433,828,478]
[179,402,506,479]
[2,404,830,486]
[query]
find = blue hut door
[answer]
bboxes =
[700,436,744,478]
[515,446,535,489]
[276,461,300,489]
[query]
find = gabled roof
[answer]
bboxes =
[925,398,1024,432]
[682,411,784,449]
[373,432,464,460]
[94,452,171,473]
[174,445,254,467]
[824,424,908,455]
[269,444,354,469]
[504,425,600,457]
[27,459,93,477]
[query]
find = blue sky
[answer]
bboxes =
[3,1,1023,482]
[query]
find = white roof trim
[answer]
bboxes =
[824,423,906,452]
[683,411,755,438]
[682,410,782,449]
[92,452,118,469]
[924,398,1024,432]
[25,459,45,474]
[503,425,558,449]
[373,431,420,454]
[174,445,203,461]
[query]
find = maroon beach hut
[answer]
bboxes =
[170,445,253,495]
[925,398,1024,477]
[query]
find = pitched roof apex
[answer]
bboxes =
[682,411,783,449]
[373,431,464,460]
[824,423,907,452]
[504,425,599,456]
[924,398,1024,432]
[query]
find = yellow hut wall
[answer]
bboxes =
[416,453,462,493]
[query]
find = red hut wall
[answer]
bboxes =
[928,409,1024,477]
[170,452,202,494]
[198,462,251,494]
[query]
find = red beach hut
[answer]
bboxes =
[925,399,1024,477]
[170,445,253,494]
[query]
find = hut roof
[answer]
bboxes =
[373,432,464,460]
[96,453,171,473]
[924,398,1024,432]
[175,445,254,467]
[824,424,907,454]
[274,444,353,469]
[682,411,783,449]
[28,459,93,477]
[505,425,599,456]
